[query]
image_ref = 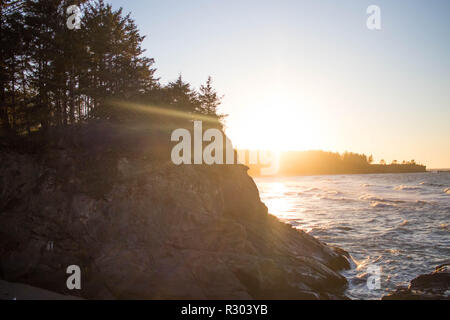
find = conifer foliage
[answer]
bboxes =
[0,0,223,137]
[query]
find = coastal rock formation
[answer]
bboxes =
[0,126,350,299]
[382,264,450,300]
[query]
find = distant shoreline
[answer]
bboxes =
[242,150,427,177]
[251,170,429,178]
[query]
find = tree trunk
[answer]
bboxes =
[0,5,12,136]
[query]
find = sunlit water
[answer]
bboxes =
[254,172,450,300]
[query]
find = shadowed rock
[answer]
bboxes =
[382,264,450,300]
[0,123,351,300]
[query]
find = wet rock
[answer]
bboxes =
[382,264,450,300]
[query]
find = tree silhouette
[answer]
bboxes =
[0,0,224,140]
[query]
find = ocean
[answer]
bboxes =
[254,172,450,300]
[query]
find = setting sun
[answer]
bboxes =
[226,93,324,152]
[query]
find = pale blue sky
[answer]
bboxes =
[107,0,450,168]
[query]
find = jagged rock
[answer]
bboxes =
[0,126,351,300]
[382,264,450,300]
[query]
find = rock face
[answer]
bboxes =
[382,264,450,300]
[0,127,350,299]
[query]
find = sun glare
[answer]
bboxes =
[227,95,323,152]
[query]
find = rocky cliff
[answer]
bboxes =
[0,124,350,299]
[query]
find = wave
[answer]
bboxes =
[420,182,447,187]
[360,194,405,204]
[300,225,330,234]
[296,191,313,197]
[399,220,409,227]
[326,190,342,195]
[303,187,321,193]
[361,183,373,187]
[394,185,422,191]
[337,226,353,231]
[319,195,354,202]
[371,201,397,208]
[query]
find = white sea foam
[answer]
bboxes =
[399,220,409,227]
[320,195,353,202]
[371,201,396,208]
[304,187,321,192]
[394,185,421,191]
[360,194,405,204]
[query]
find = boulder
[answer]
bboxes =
[382,264,450,300]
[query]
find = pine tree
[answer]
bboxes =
[0,0,223,139]
[82,0,156,119]
[0,0,26,136]
[199,76,225,116]
[165,74,199,112]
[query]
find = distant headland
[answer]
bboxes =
[242,150,427,177]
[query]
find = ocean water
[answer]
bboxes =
[254,172,450,300]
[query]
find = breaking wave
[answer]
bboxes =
[370,201,397,208]
[360,194,405,204]
[394,185,422,191]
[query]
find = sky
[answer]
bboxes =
[106,0,450,168]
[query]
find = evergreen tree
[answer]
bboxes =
[0,0,26,135]
[0,0,223,139]
[198,76,225,127]
[165,74,199,112]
